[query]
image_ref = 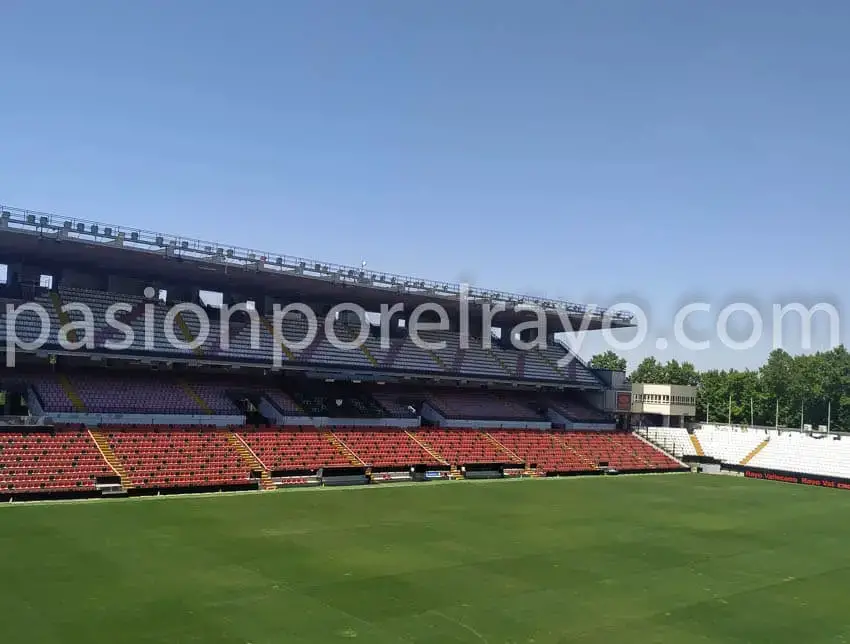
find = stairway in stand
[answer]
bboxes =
[740,438,770,465]
[536,348,565,377]
[260,317,296,361]
[553,434,597,470]
[58,374,87,413]
[89,429,132,489]
[175,311,204,357]
[689,434,705,456]
[180,381,212,414]
[381,339,404,367]
[405,431,449,466]
[49,291,79,345]
[325,431,365,466]
[483,431,523,465]
[337,323,379,366]
[228,432,274,490]
[515,352,527,377]
[485,347,515,377]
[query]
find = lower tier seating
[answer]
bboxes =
[489,430,593,472]
[650,423,850,481]
[413,429,522,465]
[104,428,251,489]
[0,426,681,495]
[238,428,351,472]
[333,429,442,467]
[604,433,680,470]
[0,430,112,492]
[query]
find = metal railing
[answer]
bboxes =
[0,203,634,322]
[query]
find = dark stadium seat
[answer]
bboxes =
[333,428,442,467]
[413,429,521,465]
[238,427,352,472]
[104,427,251,489]
[0,430,112,493]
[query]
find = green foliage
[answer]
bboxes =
[630,357,699,386]
[589,350,627,372]
[628,347,850,429]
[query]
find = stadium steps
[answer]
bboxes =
[175,311,204,357]
[449,465,464,479]
[604,433,653,468]
[260,317,296,361]
[336,324,379,366]
[325,431,366,467]
[49,291,79,345]
[382,339,404,367]
[89,429,132,488]
[58,374,87,413]
[689,434,705,456]
[228,432,274,490]
[451,347,465,372]
[740,438,770,465]
[426,348,448,370]
[299,324,327,363]
[536,348,565,377]
[482,342,515,377]
[405,430,449,466]
[552,434,597,470]
[483,432,524,464]
[633,430,687,467]
[515,352,526,377]
[180,381,212,414]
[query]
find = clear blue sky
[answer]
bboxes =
[2,0,848,370]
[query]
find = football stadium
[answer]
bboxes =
[2,207,850,643]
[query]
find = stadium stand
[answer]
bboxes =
[333,428,443,468]
[639,423,850,484]
[424,390,543,422]
[103,427,252,489]
[413,429,522,465]
[0,205,690,500]
[0,429,113,492]
[238,427,353,473]
[746,431,849,478]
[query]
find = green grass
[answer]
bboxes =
[2,474,850,643]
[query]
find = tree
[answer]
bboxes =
[629,357,666,383]
[589,350,627,372]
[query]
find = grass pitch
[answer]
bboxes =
[2,474,850,643]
